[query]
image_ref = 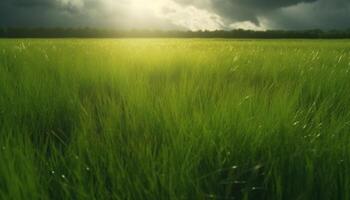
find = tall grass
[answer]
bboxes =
[0,39,350,199]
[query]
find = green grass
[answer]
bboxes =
[0,39,350,199]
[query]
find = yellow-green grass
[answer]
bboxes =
[0,39,350,199]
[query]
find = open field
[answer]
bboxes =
[0,39,350,199]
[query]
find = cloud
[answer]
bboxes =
[158,1,225,30]
[11,0,85,11]
[174,0,314,23]
[0,0,349,30]
[174,0,350,29]
[0,0,226,30]
[229,21,266,31]
[263,0,350,29]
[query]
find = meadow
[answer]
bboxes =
[0,39,350,199]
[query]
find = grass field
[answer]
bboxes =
[0,39,350,199]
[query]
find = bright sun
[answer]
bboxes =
[109,0,224,31]
[127,0,160,18]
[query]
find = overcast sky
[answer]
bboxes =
[0,0,349,30]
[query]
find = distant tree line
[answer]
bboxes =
[1,28,350,38]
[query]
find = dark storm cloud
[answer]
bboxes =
[265,0,350,29]
[174,0,350,29]
[216,0,317,22]
[0,0,116,28]
[175,0,317,10]
[0,0,349,30]
[12,0,56,7]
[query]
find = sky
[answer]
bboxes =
[0,0,349,31]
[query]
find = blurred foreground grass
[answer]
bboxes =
[0,39,350,199]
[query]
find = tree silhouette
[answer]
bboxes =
[1,27,350,38]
